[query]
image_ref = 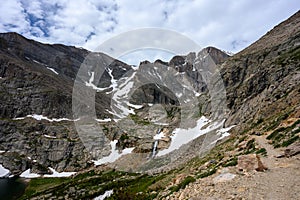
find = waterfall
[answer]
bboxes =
[151,128,161,158]
[152,140,158,158]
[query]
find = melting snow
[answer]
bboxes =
[32,59,45,65]
[210,125,236,144]
[157,116,226,156]
[127,102,143,109]
[0,164,10,177]
[85,72,109,92]
[14,114,79,122]
[20,169,40,178]
[20,167,76,178]
[94,190,113,200]
[153,132,165,140]
[110,71,137,119]
[176,92,183,98]
[107,68,118,92]
[95,118,112,122]
[44,134,57,139]
[47,67,59,75]
[44,167,76,177]
[195,92,201,97]
[93,140,134,166]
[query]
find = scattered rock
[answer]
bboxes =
[213,173,236,183]
[284,142,300,157]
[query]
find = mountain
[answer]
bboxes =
[0,31,231,175]
[0,10,299,200]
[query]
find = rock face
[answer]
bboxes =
[0,33,132,174]
[221,11,300,132]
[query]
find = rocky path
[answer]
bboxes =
[162,135,300,200]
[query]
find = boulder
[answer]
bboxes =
[284,142,300,157]
[237,154,268,172]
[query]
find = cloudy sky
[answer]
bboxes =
[0,0,299,64]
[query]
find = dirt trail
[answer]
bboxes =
[253,135,283,167]
[164,135,300,200]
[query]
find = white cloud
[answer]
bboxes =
[0,0,299,64]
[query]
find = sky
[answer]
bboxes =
[0,0,299,64]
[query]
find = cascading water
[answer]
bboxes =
[151,129,161,158]
[152,140,158,158]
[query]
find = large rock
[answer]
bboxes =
[284,142,300,157]
[237,154,268,172]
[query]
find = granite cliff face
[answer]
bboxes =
[222,11,300,132]
[0,11,299,177]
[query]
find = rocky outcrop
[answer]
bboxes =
[284,141,300,157]
[0,33,131,174]
[237,154,267,172]
[221,11,300,133]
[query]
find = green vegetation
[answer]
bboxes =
[275,46,300,65]
[256,148,267,156]
[21,177,68,198]
[222,156,238,167]
[267,119,300,148]
[169,176,196,193]
[129,114,150,125]
[196,168,217,179]
[21,168,167,200]
[119,134,129,141]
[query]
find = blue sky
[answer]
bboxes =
[0,0,299,64]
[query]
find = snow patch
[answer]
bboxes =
[44,167,76,177]
[95,118,112,122]
[85,72,109,92]
[109,71,137,120]
[176,92,183,98]
[14,114,79,122]
[157,116,226,156]
[32,59,45,65]
[107,68,118,92]
[210,125,236,144]
[0,164,10,177]
[47,67,59,75]
[94,190,113,200]
[195,92,201,97]
[127,102,143,109]
[0,150,5,153]
[93,140,134,166]
[44,134,57,139]
[20,169,40,178]
[153,132,165,140]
